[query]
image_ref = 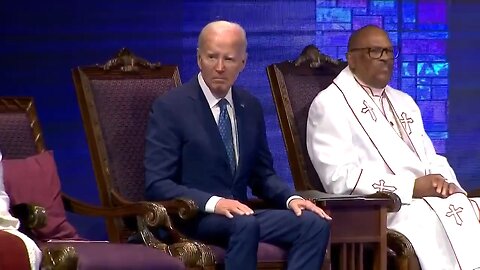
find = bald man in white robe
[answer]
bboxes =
[307,25,480,270]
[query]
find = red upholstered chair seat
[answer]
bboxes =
[0,231,30,270]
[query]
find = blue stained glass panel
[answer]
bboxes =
[317,0,337,7]
[316,22,351,31]
[316,8,351,22]
[402,62,416,77]
[384,23,397,31]
[417,24,448,31]
[337,0,367,7]
[432,78,448,85]
[417,55,447,62]
[402,32,448,39]
[352,8,368,15]
[402,2,416,23]
[353,16,383,29]
[427,132,449,140]
[418,101,446,122]
[403,23,416,30]
[370,0,396,15]
[417,62,448,77]
[402,54,416,61]
[431,140,445,154]
[432,86,448,100]
[418,2,446,24]
[417,85,432,100]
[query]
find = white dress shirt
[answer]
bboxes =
[197,73,302,213]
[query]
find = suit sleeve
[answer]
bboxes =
[306,91,416,204]
[144,99,213,210]
[248,103,295,208]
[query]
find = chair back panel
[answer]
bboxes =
[89,78,179,202]
[73,48,181,206]
[267,61,345,191]
[0,97,45,159]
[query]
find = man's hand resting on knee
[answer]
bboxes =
[214,198,255,218]
[288,198,332,220]
[414,174,465,198]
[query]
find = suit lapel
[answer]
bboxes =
[187,79,233,175]
[232,89,245,180]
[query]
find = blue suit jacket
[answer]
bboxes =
[145,77,294,210]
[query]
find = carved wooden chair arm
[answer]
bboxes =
[386,229,416,257]
[387,229,421,270]
[62,193,163,220]
[108,192,216,269]
[156,198,199,220]
[10,203,47,229]
[366,192,402,212]
[41,245,78,270]
[110,190,200,221]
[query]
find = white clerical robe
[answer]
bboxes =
[0,151,41,270]
[306,67,480,270]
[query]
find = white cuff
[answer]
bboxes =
[286,195,304,209]
[205,196,223,213]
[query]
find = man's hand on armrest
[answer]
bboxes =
[212,198,254,218]
[288,198,332,220]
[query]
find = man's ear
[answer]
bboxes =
[346,52,355,69]
[196,48,202,70]
[240,53,248,70]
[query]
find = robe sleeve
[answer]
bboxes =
[306,91,416,204]
[0,151,21,230]
[413,105,466,193]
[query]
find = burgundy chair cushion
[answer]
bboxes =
[209,242,287,264]
[2,151,81,241]
[40,242,185,270]
[0,231,30,270]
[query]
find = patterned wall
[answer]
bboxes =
[315,0,449,153]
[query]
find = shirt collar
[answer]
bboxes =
[198,72,234,109]
[353,74,385,97]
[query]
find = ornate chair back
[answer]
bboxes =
[73,48,181,241]
[266,46,346,191]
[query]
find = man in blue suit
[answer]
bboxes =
[145,20,331,270]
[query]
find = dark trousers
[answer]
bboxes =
[183,209,330,270]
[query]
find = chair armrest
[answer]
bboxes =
[108,191,215,268]
[62,193,165,226]
[387,228,416,257]
[10,203,47,229]
[157,198,199,220]
[297,190,401,212]
[41,246,78,270]
[110,190,199,221]
[366,192,402,212]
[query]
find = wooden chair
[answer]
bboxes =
[266,45,420,270]
[73,48,300,270]
[0,97,186,270]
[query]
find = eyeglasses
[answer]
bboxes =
[348,47,400,59]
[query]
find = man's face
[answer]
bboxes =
[197,29,247,98]
[347,30,394,89]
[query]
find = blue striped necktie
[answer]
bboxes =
[217,99,236,174]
